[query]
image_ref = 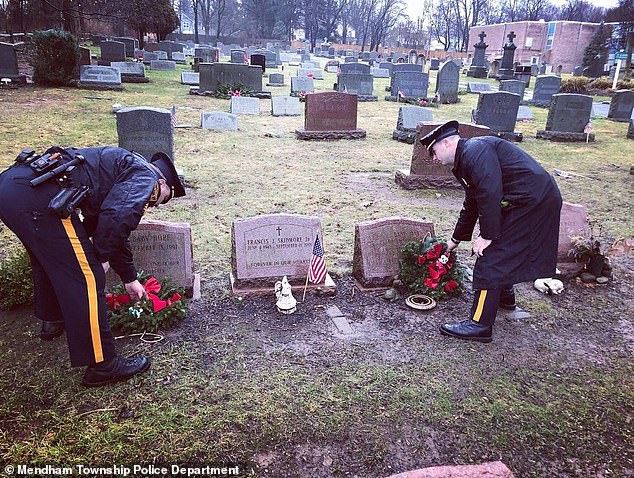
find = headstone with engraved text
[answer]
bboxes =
[353,217,435,287]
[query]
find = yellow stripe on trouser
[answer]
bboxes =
[61,218,103,363]
[472,290,488,323]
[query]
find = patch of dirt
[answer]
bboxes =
[345,172,464,209]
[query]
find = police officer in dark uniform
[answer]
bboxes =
[0,146,185,386]
[420,121,562,343]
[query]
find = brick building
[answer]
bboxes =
[467,21,601,74]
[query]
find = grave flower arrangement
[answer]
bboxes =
[106,273,188,334]
[214,83,253,98]
[399,235,463,300]
[299,91,307,102]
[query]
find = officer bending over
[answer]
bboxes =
[0,146,185,386]
[420,121,562,343]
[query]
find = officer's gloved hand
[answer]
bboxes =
[125,280,147,300]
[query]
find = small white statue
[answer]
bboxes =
[275,276,297,314]
[534,277,564,295]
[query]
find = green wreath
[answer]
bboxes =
[399,235,464,300]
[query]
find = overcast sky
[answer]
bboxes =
[404,0,620,20]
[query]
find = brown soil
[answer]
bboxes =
[162,255,634,478]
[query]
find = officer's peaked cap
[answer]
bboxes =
[150,152,186,202]
[419,120,460,154]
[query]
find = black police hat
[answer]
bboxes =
[419,120,460,154]
[149,152,186,202]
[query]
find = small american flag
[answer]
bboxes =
[171,105,176,129]
[308,235,328,284]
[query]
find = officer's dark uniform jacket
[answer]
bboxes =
[70,146,159,283]
[0,146,161,367]
[452,136,562,290]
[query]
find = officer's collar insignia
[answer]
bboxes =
[145,181,161,211]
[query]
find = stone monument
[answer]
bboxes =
[467,32,488,78]
[395,122,490,189]
[295,92,366,140]
[497,31,517,80]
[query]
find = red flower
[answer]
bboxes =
[426,243,443,260]
[444,280,459,292]
[424,278,438,289]
[427,262,447,281]
[106,293,130,309]
[417,255,426,265]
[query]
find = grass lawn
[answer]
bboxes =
[0,57,633,478]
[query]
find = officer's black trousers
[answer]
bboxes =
[0,164,116,367]
[469,285,515,326]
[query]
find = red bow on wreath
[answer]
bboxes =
[106,277,182,313]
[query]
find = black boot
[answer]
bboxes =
[40,320,65,341]
[81,356,151,387]
[440,319,492,343]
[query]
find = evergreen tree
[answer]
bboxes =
[583,22,611,68]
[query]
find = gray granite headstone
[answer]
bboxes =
[201,111,238,131]
[231,49,246,64]
[116,107,174,161]
[337,73,375,97]
[573,66,584,77]
[267,72,284,86]
[473,91,521,133]
[297,68,323,79]
[100,41,126,63]
[339,63,370,75]
[389,63,422,87]
[195,47,218,63]
[436,60,460,103]
[151,60,176,70]
[108,220,194,288]
[397,105,433,130]
[291,75,314,94]
[230,96,260,115]
[516,105,534,121]
[181,71,199,85]
[79,65,121,86]
[430,58,440,70]
[591,102,609,118]
[467,82,493,93]
[371,67,390,78]
[231,213,322,288]
[199,63,263,93]
[379,62,393,75]
[531,75,561,106]
[172,52,186,63]
[110,62,146,78]
[545,94,593,133]
[140,51,159,64]
[607,89,634,122]
[112,37,137,58]
[352,217,435,288]
[155,51,168,60]
[390,71,429,98]
[0,42,21,78]
[271,96,301,116]
[499,79,526,99]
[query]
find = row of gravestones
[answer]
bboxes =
[121,203,592,296]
